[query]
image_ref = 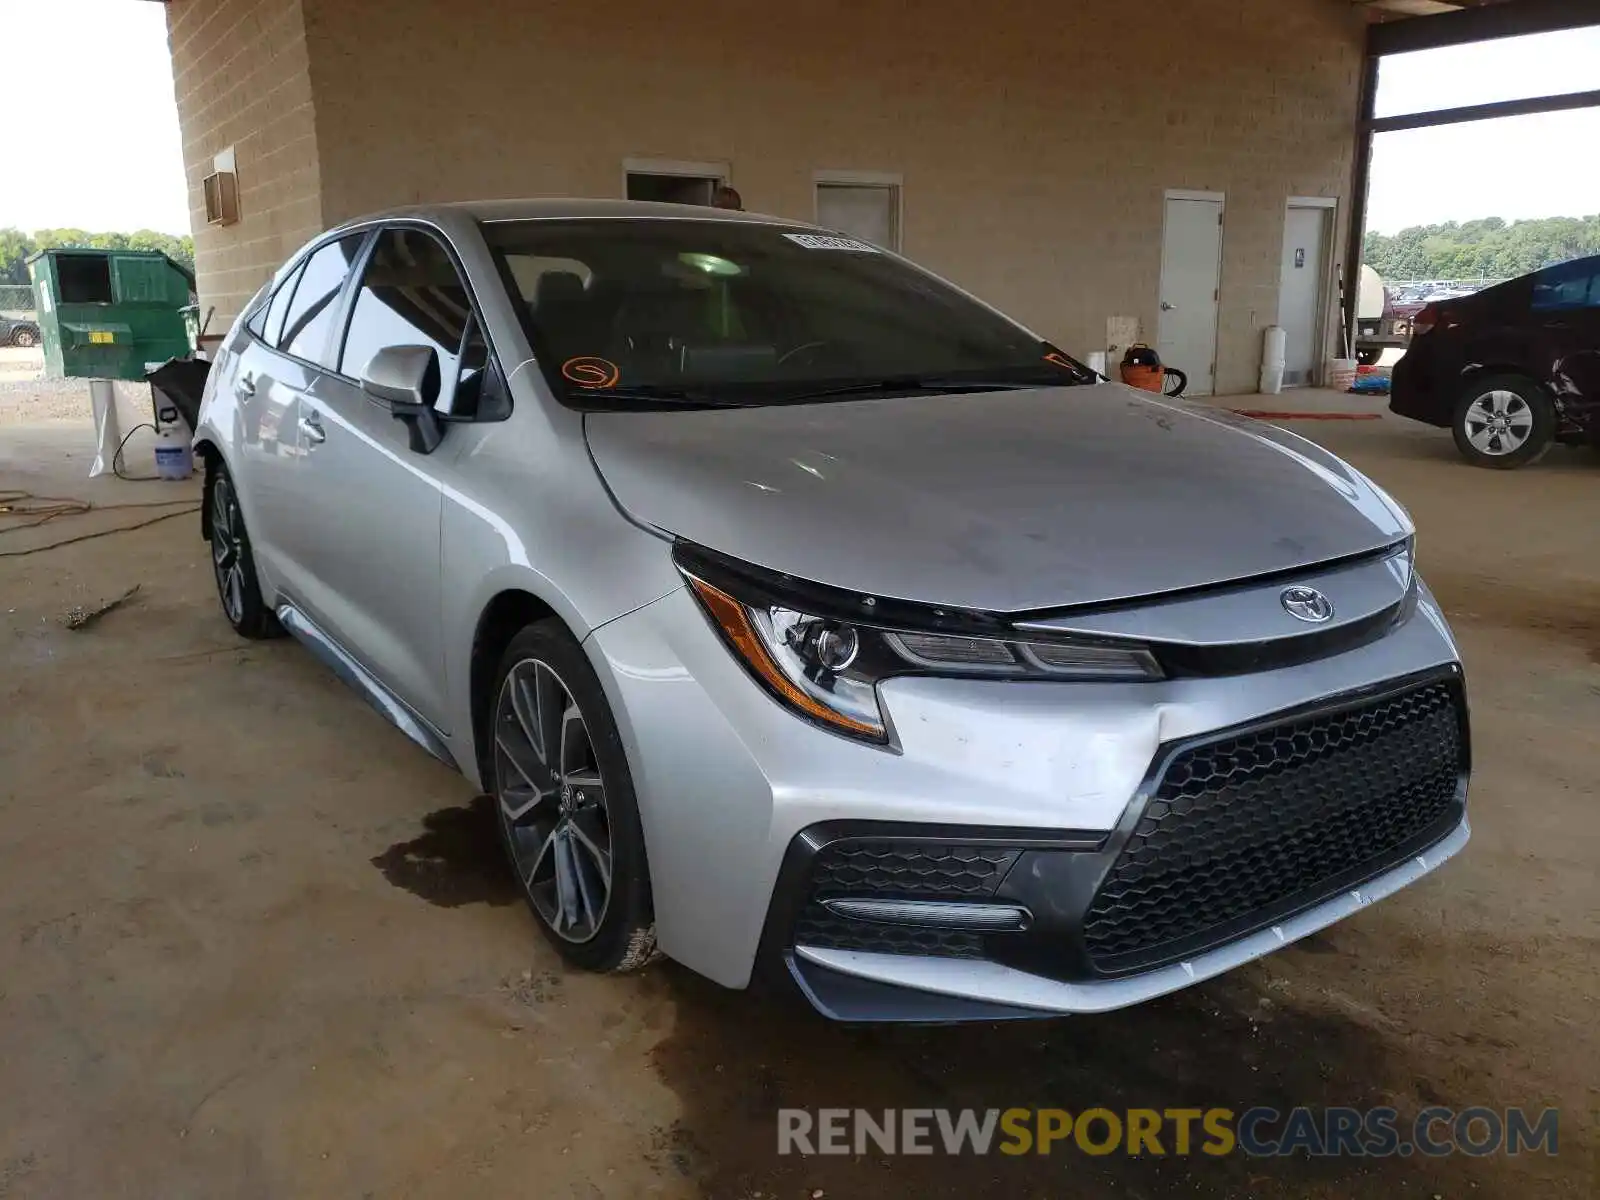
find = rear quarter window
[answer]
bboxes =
[1531,261,1600,311]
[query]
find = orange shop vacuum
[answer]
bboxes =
[1119,344,1188,397]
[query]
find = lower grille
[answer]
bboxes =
[808,842,1021,898]
[1083,678,1465,971]
[793,841,1020,957]
[793,908,986,958]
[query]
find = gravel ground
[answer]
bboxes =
[0,350,158,435]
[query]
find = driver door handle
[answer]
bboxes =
[298,412,326,446]
[237,373,256,398]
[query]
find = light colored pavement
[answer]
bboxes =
[1,396,1595,1198]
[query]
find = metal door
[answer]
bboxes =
[1157,194,1224,396]
[1278,204,1330,386]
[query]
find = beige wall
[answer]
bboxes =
[170,0,1365,392]
[167,0,325,326]
[299,0,1363,393]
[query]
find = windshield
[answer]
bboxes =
[481,218,1092,408]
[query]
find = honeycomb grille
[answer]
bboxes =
[792,909,986,958]
[1083,680,1464,969]
[808,843,1020,899]
[793,842,1020,958]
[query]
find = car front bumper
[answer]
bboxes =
[584,578,1469,1020]
[788,812,1468,1021]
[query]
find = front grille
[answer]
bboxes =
[793,841,1020,957]
[1083,679,1465,971]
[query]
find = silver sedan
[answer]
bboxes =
[194,199,1469,1022]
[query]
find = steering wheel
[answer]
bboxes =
[777,340,829,367]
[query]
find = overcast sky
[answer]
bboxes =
[0,2,1596,237]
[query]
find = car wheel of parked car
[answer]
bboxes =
[1451,375,1555,469]
[490,621,658,973]
[11,327,37,348]
[1355,348,1382,367]
[207,465,280,638]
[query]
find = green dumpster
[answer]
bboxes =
[26,249,196,381]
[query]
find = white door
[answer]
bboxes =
[816,184,899,250]
[1278,205,1330,386]
[1157,195,1224,396]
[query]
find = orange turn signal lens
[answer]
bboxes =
[686,574,885,739]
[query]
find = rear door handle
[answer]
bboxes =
[237,373,257,398]
[298,412,326,446]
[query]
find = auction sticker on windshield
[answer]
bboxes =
[784,233,880,252]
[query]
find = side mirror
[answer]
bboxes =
[362,345,445,454]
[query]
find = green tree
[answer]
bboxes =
[0,227,38,285]
[1365,214,1600,281]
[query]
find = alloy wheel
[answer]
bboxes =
[1463,389,1533,456]
[210,476,246,625]
[493,658,614,943]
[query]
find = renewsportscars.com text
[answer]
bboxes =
[777,1106,1559,1158]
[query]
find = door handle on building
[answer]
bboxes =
[1160,301,1176,311]
[298,413,326,446]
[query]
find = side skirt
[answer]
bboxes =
[275,602,457,769]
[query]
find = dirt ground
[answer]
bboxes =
[1,389,1595,1198]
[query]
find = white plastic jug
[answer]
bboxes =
[153,395,194,481]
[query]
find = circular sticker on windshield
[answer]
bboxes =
[562,356,620,388]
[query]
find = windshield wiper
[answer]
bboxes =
[566,384,748,408]
[771,375,1075,403]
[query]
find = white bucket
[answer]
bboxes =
[1327,357,1357,392]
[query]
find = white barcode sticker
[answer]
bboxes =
[783,233,880,252]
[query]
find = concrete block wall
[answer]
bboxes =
[300,0,1364,394]
[166,0,325,328]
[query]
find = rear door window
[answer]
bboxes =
[278,234,368,366]
[1531,260,1600,312]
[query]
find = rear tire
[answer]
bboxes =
[206,464,280,638]
[489,620,658,974]
[11,326,37,349]
[1450,374,1554,469]
[1355,347,1382,367]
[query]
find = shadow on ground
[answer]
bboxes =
[645,956,1529,1199]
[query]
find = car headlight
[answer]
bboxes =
[677,546,1161,743]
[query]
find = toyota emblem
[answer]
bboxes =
[1280,585,1334,623]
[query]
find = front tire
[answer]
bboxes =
[489,621,658,974]
[1451,374,1555,469]
[11,327,37,348]
[1355,347,1382,367]
[207,464,279,638]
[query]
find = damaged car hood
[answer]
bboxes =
[583,382,1410,612]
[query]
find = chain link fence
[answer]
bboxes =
[0,284,35,318]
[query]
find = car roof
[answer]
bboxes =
[333,197,816,230]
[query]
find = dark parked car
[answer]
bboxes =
[1390,255,1600,468]
[0,315,40,348]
